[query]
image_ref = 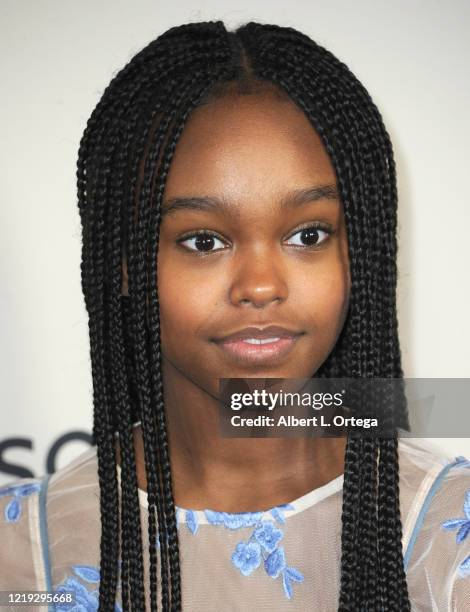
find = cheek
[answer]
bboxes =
[295,255,349,324]
[291,258,350,370]
[295,267,350,373]
[314,274,349,327]
[156,253,215,359]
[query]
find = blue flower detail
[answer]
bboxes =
[53,563,122,611]
[442,489,470,543]
[231,541,262,576]
[229,512,304,599]
[205,509,264,529]
[265,546,286,577]
[176,500,303,599]
[459,555,470,578]
[73,565,101,583]
[268,503,295,525]
[185,509,198,534]
[0,481,41,523]
[150,500,303,599]
[5,498,21,523]
[442,487,470,578]
[54,576,98,611]
[283,565,304,599]
[263,541,305,597]
[254,521,283,553]
[454,456,470,468]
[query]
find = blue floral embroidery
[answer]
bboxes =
[230,519,303,599]
[175,502,304,599]
[254,520,283,552]
[232,540,262,575]
[454,457,470,467]
[0,481,41,523]
[1,479,305,599]
[205,509,264,530]
[53,563,122,611]
[442,487,470,577]
[184,508,198,535]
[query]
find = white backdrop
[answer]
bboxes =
[1,0,469,484]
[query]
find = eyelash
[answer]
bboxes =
[176,222,334,256]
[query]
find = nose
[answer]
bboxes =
[229,251,288,308]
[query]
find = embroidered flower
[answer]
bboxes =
[281,565,304,599]
[231,541,262,576]
[253,521,283,553]
[264,545,286,577]
[442,488,470,577]
[174,502,304,599]
[458,555,470,578]
[264,544,305,598]
[454,457,470,468]
[0,481,41,523]
[54,576,99,611]
[53,563,122,611]
[149,501,304,599]
[205,509,264,530]
[268,503,294,525]
[73,565,101,583]
[232,521,304,599]
[185,509,198,534]
[442,489,470,544]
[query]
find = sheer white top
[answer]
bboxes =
[2,436,470,611]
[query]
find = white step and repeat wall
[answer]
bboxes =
[1,0,470,484]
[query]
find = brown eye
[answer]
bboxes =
[179,232,226,253]
[285,224,332,248]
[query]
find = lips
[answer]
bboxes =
[212,325,303,366]
[214,325,302,343]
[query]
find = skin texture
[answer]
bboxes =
[120,87,351,512]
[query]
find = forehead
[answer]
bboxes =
[163,90,337,203]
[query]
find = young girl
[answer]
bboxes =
[1,20,470,611]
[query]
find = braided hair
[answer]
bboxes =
[77,20,410,611]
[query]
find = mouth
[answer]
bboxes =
[212,326,304,366]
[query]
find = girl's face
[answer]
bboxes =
[156,88,351,393]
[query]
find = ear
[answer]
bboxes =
[122,254,129,296]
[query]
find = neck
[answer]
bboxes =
[117,358,346,513]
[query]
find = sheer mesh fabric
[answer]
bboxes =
[1,436,470,611]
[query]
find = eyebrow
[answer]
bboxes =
[161,184,339,217]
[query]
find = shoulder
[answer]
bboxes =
[46,444,102,544]
[397,437,470,609]
[0,475,45,588]
[397,436,458,530]
[47,443,100,502]
[397,436,470,545]
[429,452,470,607]
[0,444,102,590]
[397,436,470,516]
